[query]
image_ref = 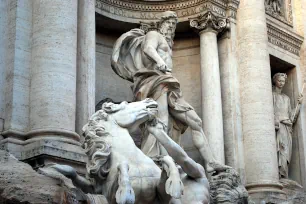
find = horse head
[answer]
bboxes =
[101,98,158,131]
[81,98,158,190]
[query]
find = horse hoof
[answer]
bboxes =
[165,175,184,199]
[115,184,135,204]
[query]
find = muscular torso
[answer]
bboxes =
[157,37,173,71]
[141,31,173,71]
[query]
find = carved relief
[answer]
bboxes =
[265,0,293,25]
[265,0,283,16]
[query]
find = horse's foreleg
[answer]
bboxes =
[115,162,135,204]
[157,155,183,203]
[45,164,94,193]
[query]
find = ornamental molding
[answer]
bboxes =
[96,0,239,23]
[265,0,293,26]
[267,23,303,56]
[190,11,229,34]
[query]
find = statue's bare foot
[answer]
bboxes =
[206,162,231,174]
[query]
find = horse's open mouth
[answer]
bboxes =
[146,104,158,109]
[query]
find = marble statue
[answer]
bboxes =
[44,99,209,204]
[272,73,303,178]
[111,10,228,173]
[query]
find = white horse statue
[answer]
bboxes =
[45,99,209,204]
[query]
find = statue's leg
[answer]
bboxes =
[169,109,230,173]
[156,155,183,203]
[141,92,169,157]
[147,122,206,179]
[273,1,277,12]
[156,91,170,155]
[115,161,135,204]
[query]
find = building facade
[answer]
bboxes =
[1,0,306,202]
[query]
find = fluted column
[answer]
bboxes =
[76,0,96,136]
[190,11,228,164]
[237,0,284,199]
[30,0,79,143]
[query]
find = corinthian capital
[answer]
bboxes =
[190,11,229,34]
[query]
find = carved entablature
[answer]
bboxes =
[265,0,293,26]
[95,0,239,24]
[267,23,304,56]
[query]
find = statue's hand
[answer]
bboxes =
[281,119,292,126]
[156,61,168,73]
[298,93,303,104]
[275,119,280,130]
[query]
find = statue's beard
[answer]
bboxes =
[159,27,175,48]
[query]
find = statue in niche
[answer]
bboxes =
[272,73,303,178]
[111,11,228,173]
[266,0,283,15]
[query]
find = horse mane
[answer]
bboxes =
[82,102,129,187]
[82,108,114,186]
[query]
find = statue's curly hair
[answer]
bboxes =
[272,72,287,84]
[158,11,178,24]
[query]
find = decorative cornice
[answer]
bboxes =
[267,23,304,56]
[95,0,239,23]
[98,0,227,11]
[190,11,229,34]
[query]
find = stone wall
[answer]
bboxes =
[96,32,133,104]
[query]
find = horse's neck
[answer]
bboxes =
[103,121,136,151]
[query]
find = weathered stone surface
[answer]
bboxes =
[0,149,61,203]
[209,168,250,204]
[280,179,306,204]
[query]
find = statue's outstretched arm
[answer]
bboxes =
[147,121,206,179]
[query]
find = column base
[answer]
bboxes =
[247,182,287,203]
[0,137,87,175]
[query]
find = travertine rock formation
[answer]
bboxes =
[209,168,250,204]
[0,149,62,203]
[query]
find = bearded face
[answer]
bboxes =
[159,18,177,43]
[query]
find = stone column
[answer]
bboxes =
[30,0,79,144]
[237,0,284,200]
[76,0,96,136]
[190,11,228,164]
[218,20,245,182]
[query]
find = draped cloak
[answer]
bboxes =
[111,28,193,157]
[273,90,293,178]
